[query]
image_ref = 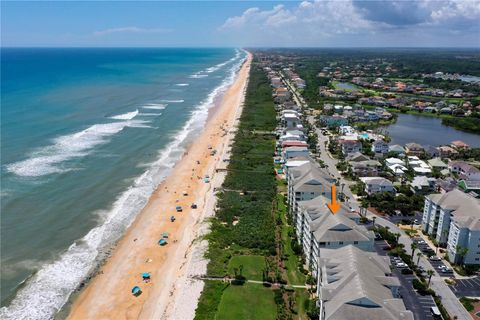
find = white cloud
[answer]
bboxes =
[220,1,375,34]
[93,26,171,37]
[217,0,479,47]
[429,0,480,22]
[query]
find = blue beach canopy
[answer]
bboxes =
[132,286,141,294]
[142,272,150,279]
[159,239,167,245]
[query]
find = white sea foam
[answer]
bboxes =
[0,50,247,320]
[143,103,167,110]
[175,83,189,87]
[109,109,138,120]
[138,112,162,116]
[160,99,184,103]
[188,74,208,79]
[5,120,149,177]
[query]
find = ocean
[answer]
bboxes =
[0,48,246,319]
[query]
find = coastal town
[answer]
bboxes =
[256,50,480,320]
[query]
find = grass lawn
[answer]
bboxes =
[216,283,277,320]
[227,255,265,281]
[277,194,306,285]
[294,288,310,320]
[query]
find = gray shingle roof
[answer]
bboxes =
[318,246,413,320]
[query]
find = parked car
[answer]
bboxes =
[429,256,441,261]
[396,262,408,268]
[401,268,413,275]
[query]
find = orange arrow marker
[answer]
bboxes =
[327,184,341,215]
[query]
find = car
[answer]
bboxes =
[429,256,441,261]
[382,245,391,251]
[374,233,383,240]
[437,265,446,270]
[401,268,413,274]
[413,219,419,224]
[396,263,408,268]
[417,240,426,244]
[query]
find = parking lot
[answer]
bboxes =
[449,276,480,297]
[373,240,437,320]
[411,237,454,278]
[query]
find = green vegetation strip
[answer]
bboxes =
[195,61,277,319]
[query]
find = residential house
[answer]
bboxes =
[339,139,362,155]
[405,143,425,157]
[428,158,448,171]
[360,177,396,195]
[438,146,458,158]
[411,176,435,194]
[371,139,389,157]
[448,161,480,181]
[283,146,309,160]
[317,246,413,320]
[388,144,405,156]
[346,152,370,162]
[352,160,381,177]
[458,180,480,197]
[451,140,470,151]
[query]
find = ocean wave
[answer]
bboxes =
[0,50,247,320]
[137,112,162,116]
[5,120,149,177]
[142,103,167,110]
[175,83,189,87]
[160,99,184,103]
[188,74,208,79]
[109,109,138,120]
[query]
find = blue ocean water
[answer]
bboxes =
[0,48,245,319]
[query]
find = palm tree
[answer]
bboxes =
[395,233,401,246]
[456,246,469,265]
[411,243,418,258]
[417,252,422,265]
[427,270,435,287]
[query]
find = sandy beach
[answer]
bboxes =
[67,52,252,320]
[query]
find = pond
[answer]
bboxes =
[335,82,358,91]
[383,113,480,147]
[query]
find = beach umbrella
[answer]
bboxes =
[176,206,182,212]
[191,203,197,209]
[142,272,150,280]
[132,286,142,296]
[158,239,167,246]
[162,232,169,238]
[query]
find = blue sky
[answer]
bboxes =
[2,1,479,47]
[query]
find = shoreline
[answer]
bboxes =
[66,52,252,320]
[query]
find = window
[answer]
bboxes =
[339,241,344,245]
[354,241,358,244]
[319,242,325,246]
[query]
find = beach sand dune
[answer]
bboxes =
[67,53,252,320]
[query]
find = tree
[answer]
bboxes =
[427,270,435,287]
[456,246,469,265]
[411,243,418,258]
[417,252,422,265]
[372,216,377,229]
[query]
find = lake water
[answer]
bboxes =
[383,113,480,147]
[336,82,358,91]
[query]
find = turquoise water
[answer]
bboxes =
[1,48,246,319]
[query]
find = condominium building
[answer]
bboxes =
[296,196,373,277]
[317,246,413,320]
[422,189,480,265]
